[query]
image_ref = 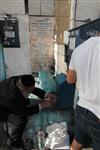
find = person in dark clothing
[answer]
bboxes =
[0,74,53,149]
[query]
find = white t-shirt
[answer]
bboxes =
[69,37,100,119]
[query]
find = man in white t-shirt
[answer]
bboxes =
[67,36,100,150]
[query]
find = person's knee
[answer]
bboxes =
[70,139,83,150]
[9,116,27,139]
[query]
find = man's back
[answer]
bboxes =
[0,77,28,115]
[69,37,100,119]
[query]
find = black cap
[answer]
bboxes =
[21,75,35,86]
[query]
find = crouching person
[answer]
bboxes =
[0,75,54,149]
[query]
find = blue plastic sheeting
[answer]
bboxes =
[56,73,66,84]
[38,70,57,92]
[24,74,75,141]
[58,81,75,109]
[25,109,74,139]
[0,44,6,80]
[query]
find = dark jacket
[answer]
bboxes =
[0,76,46,117]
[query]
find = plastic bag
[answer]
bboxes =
[39,70,57,92]
[45,122,70,149]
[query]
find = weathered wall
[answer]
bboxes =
[76,0,100,21]
[4,15,32,77]
[55,0,71,44]
[0,0,32,77]
[28,0,54,16]
[54,44,67,74]
[28,0,55,73]
[29,16,54,73]
[0,0,25,14]
[0,0,71,76]
[70,0,100,28]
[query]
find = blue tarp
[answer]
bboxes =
[58,81,75,110]
[25,76,75,140]
[38,70,57,92]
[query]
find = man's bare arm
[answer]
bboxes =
[67,69,77,84]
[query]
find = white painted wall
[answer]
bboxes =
[0,0,32,77]
[4,15,32,77]
[76,0,100,21]
[28,0,54,16]
[41,0,54,16]
[0,0,25,14]
[70,0,100,28]
[54,44,67,74]
[0,0,55,77]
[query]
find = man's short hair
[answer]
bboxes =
[21,75,35,86]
